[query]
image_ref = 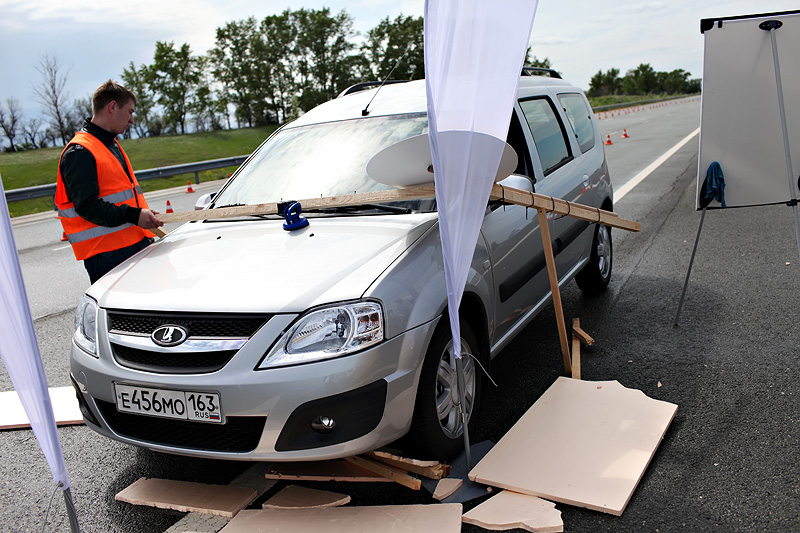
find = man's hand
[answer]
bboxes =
[138,209,164,229]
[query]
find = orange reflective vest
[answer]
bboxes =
[56,131,154,261]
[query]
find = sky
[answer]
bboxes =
[0,0,798,126]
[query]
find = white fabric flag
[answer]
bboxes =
[0,175,70,489]
[425,0,538,358]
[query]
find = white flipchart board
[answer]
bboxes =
[698,10,800,209]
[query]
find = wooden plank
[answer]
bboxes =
[261,485,350,509]
[264,459,392,483]
[571,334,581,381]
[220,504,463,533]
[468,377,678,516]
[366,452,450,480]
[432,478,463,501]
[0,387,83,430]
[462,490,563,533]
[345,456,422,491]
[156,183,640,233]
[538,209,571,376]
[115,477,256,518]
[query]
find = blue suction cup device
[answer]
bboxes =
[282,201,309,231]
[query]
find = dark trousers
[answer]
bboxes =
[84,237,152,284]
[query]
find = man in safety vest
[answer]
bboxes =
[56,80,163,284]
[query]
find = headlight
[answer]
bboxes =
[259,301,383,369]
[74,295,98,356]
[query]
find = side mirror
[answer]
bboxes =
[194,192,216,211]
[496,174,534,194]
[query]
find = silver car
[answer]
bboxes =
[70,73,613,461]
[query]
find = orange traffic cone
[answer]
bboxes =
[621,129,629,139]
[166,200,174,214]
[605,134,613,145]
[186,180,195,193]
[60,231,68,242]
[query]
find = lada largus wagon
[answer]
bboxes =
[70,71,614,461]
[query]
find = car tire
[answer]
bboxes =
[406,318,481,461]
[576,223,612,294]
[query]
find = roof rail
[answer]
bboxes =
[337,80,410,98]
[521,67,562,79]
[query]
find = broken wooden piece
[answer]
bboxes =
[432,478,463,501]
[264,459,392,483]
[0,386,83,430]
[572,320,595,346]
[115,477,256,518]
[344,455,421,490]
[571,332,581,381]
[220,504,463,533]
[468,377,678,516]
[261,485,350,509]
[366,451,450,480]
[462,490,563,532]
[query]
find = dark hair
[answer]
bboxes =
[92,80,136,114]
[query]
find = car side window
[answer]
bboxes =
[558,93,595,153]
[505,112,534,179]
[518,97,573,176]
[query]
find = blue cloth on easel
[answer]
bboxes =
[702,161,726,208]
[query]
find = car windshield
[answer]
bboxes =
[213,113,430,210]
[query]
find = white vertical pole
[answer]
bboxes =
[763,20,800,262]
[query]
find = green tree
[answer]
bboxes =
[148,41,202,134]
[121,61,157,138]
[662,69,690,95]
[258,11,299,124]
[622,63,657,95]
[294,8,356,109]
[362,15,424,81]
[588,68,622,96]
[210,17,261,127]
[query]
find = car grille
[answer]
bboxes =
[111,344,237,374]
[108,311,270,338]
[96,400,266,453]
[106,311,271,374]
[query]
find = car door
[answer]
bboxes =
[481,111,550,345]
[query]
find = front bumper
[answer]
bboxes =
[70,311,437,461]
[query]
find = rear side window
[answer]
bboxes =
[558,93,595,153]
[519,98,572,176]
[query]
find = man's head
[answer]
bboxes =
[91,80,137,135]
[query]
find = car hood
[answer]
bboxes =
[89,213,438,313]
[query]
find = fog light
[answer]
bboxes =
[310,416,336,433]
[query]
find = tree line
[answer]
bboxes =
[0,6,700,153]
[588,63,701,97]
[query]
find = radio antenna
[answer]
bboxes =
[362,48,410,116]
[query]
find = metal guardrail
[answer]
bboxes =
[4,155,248,203]
[592,95,698,112]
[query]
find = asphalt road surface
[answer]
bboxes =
[3,97,799,532]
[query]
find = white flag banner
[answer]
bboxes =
[0,175,70,489]
[424,0,538,358]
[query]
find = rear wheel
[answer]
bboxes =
[406,318,481,461]
[576,223,612,294]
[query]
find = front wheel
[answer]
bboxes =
[576,223,612,294]
[406,319,481,461]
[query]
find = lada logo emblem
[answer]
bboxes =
[151,325,188,347]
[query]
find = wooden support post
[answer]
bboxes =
[571,318,582,380]
[537,209,571,376]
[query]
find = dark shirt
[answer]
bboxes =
[59,120,142,227]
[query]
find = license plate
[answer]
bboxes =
[114,384,224,424]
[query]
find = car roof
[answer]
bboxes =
[288,75,578,128]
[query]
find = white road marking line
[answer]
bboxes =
[615,126,700,201]
[53,245,72,251]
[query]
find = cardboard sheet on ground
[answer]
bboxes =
[220,504,463,533]
[462,490,563,532]
[115,477,257,518]
[469,377,677,516]
[0,386,83,429]
[262,485,350,509]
